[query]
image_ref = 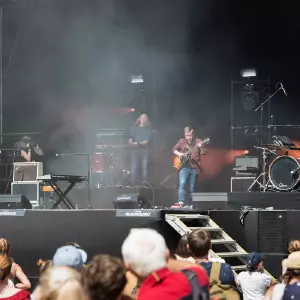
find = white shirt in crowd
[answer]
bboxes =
[237,271,272,300]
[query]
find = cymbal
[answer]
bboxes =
[261,144,289,150]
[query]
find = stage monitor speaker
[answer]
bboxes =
[0,194,32,209]
[192,193,228,210]
[113,193,139,209]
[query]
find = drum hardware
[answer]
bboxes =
[248,146,277,192]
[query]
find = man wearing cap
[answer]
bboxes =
[53,245,87,271]
[236,252,277,300]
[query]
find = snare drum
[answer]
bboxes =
[269,156,300,190]
[90,153,113,173]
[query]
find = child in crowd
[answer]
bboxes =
[237,252,276,300]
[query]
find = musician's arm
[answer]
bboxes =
[200,147,207,155]
[197,140,207,155]
[21,149,31,162]
[34,145,44,156]
[173,141,184,157]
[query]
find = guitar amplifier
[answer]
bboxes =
[13,162,43,182]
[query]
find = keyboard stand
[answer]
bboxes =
[48,181,76,209]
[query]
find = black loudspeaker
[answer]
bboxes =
[192,193,228,210]
[0,194,32,209]
[113,193,139,209]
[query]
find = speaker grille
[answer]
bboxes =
[258,211,286,253]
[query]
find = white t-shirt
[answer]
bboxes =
[237,271,272,300]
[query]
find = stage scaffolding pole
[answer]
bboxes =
[0,5,3,145]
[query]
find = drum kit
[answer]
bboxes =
[248,135,300,192]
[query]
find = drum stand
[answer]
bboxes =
[248,146,271,192]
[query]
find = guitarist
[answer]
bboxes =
[173,127,207,208]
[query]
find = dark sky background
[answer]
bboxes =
[1,0,300,190]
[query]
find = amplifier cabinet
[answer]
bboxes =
[230,177,256,192]
[11,182,41,207]
[13,162,43,182]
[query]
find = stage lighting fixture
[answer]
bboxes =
[241,83,259,111]
[241,68,257,78]
[131,75,143,84]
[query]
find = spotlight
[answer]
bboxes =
[129,108,135,112]
[130,75,143,84]
[241,68,257,78]
[244,150,249,155]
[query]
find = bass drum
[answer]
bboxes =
[269,156,300,191]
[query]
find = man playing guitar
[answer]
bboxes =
[173,127,207,208]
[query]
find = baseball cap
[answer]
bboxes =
[286,252,300,269]
[53,246,87,270]
[248,252,263,268]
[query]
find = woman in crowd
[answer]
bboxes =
[175,233,196,263]
[0,254,30,300]
[0,238,31,289]
[237,252,276,300]
[264,251,300,300]
[33,266,85,300]
[282,240,300,275]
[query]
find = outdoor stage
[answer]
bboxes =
[1,191,300,287]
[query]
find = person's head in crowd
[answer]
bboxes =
[0,254,12,282]
[188,229,211,258]
[82,254,127,300]
[37,259,53,274]
[282,252,300,299]
[53,245,87,271]
[288,240,300,254]
[175,233,195,263]
[0,238,10,255]
[66,241,81,249]
[35,266,85,300]
[282,252,300,284]
[122,228,169,278]
[246,252,264,272]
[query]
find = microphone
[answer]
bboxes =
[279,83,288,97]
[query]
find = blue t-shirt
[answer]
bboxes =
[130,126,152,144]
[199,261,236,285]
[283,282,300,300]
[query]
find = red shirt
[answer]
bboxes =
[1,290,30,300]
[137,267,209,300]
[173,138,204,173]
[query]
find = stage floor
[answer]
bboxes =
[65,186,300,210]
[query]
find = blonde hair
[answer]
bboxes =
[0,253,12,281]
[288,240,300,254]
[37,259,53,274]
[135,114,151,127]
[0,238,10,254]
[37,266,85,300]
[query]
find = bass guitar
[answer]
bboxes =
[173,137,210,170]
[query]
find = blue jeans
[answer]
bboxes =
[131,149,149,184]
[178,168,198,205]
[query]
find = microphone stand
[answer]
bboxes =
[56,153,94,209]
[255,85,282,147]
[254,85,283,188]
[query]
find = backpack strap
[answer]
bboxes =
[210,262,222,284]
[181,269,210,300]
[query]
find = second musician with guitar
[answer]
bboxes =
[173,126,209,208]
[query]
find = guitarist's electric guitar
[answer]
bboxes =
[173,137,210,170]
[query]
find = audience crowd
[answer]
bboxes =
[0,232,299,299]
